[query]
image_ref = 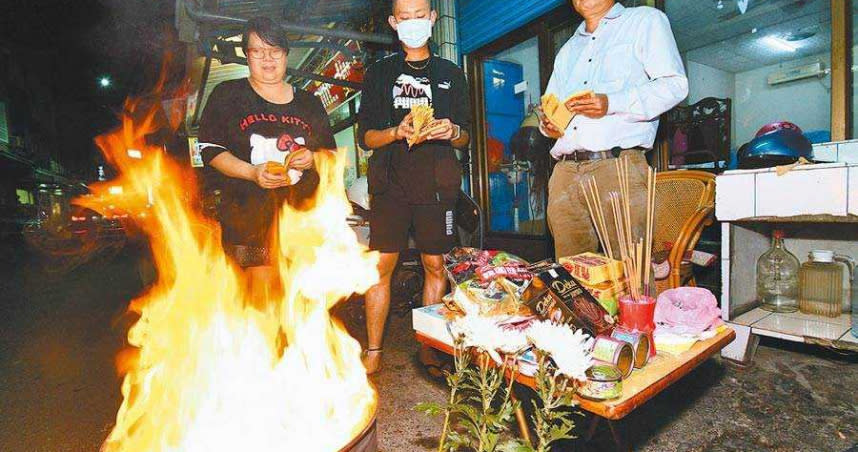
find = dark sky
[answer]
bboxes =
[1,0,182,177]
[1,0,179,102]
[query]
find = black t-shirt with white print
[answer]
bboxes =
[358,53,471,205]
[390,60,432,188]
[198,78,336,248]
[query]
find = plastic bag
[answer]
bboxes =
[654,287,722,335]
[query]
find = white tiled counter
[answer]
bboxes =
[716,163,858,363]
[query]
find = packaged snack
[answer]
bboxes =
[444,247,532,287]
[524,264,615,336]
[559,253,624,286]
[581,278,625,300]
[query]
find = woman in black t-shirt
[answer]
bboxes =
[198,17,335,288]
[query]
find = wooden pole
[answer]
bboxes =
[831,0,852,141]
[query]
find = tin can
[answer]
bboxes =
[591,336,635,377]
[578,364,623,400]
[611,328,651,369]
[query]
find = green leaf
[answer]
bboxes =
[414,402,445,417]
[546,424,575,443]
[483,431,501,451]
[497,440,537,452]
[447,430,471,450]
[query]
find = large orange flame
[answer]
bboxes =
[80,89,378,451]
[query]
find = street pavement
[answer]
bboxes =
[1,239,856,451]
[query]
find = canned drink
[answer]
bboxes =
[611,328,651,369]
[590,336,635,377]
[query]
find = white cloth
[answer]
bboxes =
[546,3,688,158]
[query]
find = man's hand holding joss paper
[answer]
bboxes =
[566,93,609,119]
[537,106,563,139]
[393,112,416,142]
[422,118,460,141]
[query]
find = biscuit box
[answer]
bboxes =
[523,263,615,336]
[581,278,626,301]
[559,253,624,286]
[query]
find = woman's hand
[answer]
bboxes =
[288,148,314,170]
[254,165,290,189]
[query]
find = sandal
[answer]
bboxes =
[361,347,383,375]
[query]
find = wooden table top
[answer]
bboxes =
[416,327,736,420]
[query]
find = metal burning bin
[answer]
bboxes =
[339,415,378,452]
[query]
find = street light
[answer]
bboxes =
[99,76,111,88]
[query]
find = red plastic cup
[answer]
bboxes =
[618,295,656,333]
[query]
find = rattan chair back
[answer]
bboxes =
[653,171,716,254]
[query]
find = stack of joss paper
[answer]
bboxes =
[408,104,435,148]
[540,89,593,132]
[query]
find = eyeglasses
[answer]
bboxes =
[247,47,285,60]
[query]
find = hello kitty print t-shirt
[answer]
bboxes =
[198,78,335,248]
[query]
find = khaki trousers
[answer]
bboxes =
[547,150,650,259]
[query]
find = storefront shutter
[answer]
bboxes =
[457,0,564,54]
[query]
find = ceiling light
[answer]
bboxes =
[762,36,797,52]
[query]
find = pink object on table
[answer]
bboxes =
[618,295,657,333]
[654,287,723,335]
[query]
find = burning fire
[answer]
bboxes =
[80,92,378,451]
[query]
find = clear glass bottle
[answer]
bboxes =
[756,229,799,313]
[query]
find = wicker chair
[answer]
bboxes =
[652,170,716,295]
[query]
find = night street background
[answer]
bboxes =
[1,0,858,451]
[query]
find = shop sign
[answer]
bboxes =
[307,41,364,112]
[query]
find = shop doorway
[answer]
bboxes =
[466,8,580,261]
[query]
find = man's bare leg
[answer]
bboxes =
[420,253,447,306]
[363,251,399,374]
[419,253,448,375]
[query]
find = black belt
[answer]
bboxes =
[557,150,616,162]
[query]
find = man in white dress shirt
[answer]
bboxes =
[540,0,687,258]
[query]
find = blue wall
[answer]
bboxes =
[457,0,564,54]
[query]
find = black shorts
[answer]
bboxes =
[369,194,457,255]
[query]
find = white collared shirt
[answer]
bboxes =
[546,3,688,157]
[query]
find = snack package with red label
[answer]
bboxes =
[444,247,531,286]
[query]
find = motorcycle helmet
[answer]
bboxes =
[755,121,803,138]
[737,129,813,169]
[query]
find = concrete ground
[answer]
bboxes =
[1,240,856,452]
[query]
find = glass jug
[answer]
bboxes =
[756,230,799,313]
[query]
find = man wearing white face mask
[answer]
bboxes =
[357,0,471,374]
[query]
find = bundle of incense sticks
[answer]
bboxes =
[580,155,656,301]
[580,177,614,260]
